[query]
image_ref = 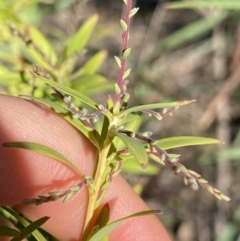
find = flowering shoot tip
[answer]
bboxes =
[123,68,131,80]
[97,104,105,110]
[123,48,131,57]
[130,132,136,138]
[114,83,121,94]
[113,101,120,114]
[129,7,139,18]
[123,93,130,104]
[120,19,128,31]
[93,115,99,123]
[114,56,121,68]
[73,113,80,119]
[63,95,71,104]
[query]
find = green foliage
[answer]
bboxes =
[88,210,160,241]
[158,136,220,150]
[0,0,233,240]
[57,14,99,66]
[165,1,240,10]
[0,207,49,241]
[3,141,83,177]
[0,7,110,98]
[159,14,227,51]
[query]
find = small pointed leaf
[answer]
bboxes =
[82,50,107,75]
[19,216,50,239]
[158,136,220,150]
[86,203,110,241]
[71,74,112,96]
[121,100,195,116]
[94,203,110,230]
[115,133,148,169]
[3,142,83,177]
[58,14,99,65]
[1,207,48,241]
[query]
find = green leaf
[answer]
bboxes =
[94,203,110,229]
[28,25,57,63]
[122,157,159,175]
[0,226,20,237]
[218,148,240,161]
[88,210,160,241]
[115,133,148,169]
[165,1,240,10]
[13,216,49,241]
[58,14,99,66]
[3,142,83,177]
[85,203,110,241]
[161,14,226,50]
[118,113,141,126]
[115,115,142,149]
[1,207,48,241]
[158,136,220,150]
[72,74,112,96]
[30,72,98,109]
[121,100,195,116]
[82,50,107,74]
[31,73,113,119]
[0,73,21,84]
[20,96,100,148]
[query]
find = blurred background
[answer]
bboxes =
[1,0,240,240]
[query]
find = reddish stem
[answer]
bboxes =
[114,0,132,105]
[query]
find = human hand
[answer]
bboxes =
[0,95,171,241]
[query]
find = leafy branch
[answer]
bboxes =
[0,0,231,240]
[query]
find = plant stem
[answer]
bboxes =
[82,1,133,239]
[82,137,112,240]
[115,0,132,105]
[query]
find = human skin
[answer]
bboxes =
[0,95,172,241]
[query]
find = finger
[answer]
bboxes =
[0,95,171,241]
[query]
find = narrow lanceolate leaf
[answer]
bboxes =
[30,72,97,109]
[88,210,160,241]
[0,226,20,237]
[115,133,148,169]
[58,14,99,66]
[120,100,195,116]
[18,216,50,240]
[28,25,57,64]
[71,74,112,96]
[158,136,220,150]
[3,142,83,177]
[160,15,226,51]
[1,207,48,241]
[20,96,100,148]
[82,50,107,75]
[165,1,240,10]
